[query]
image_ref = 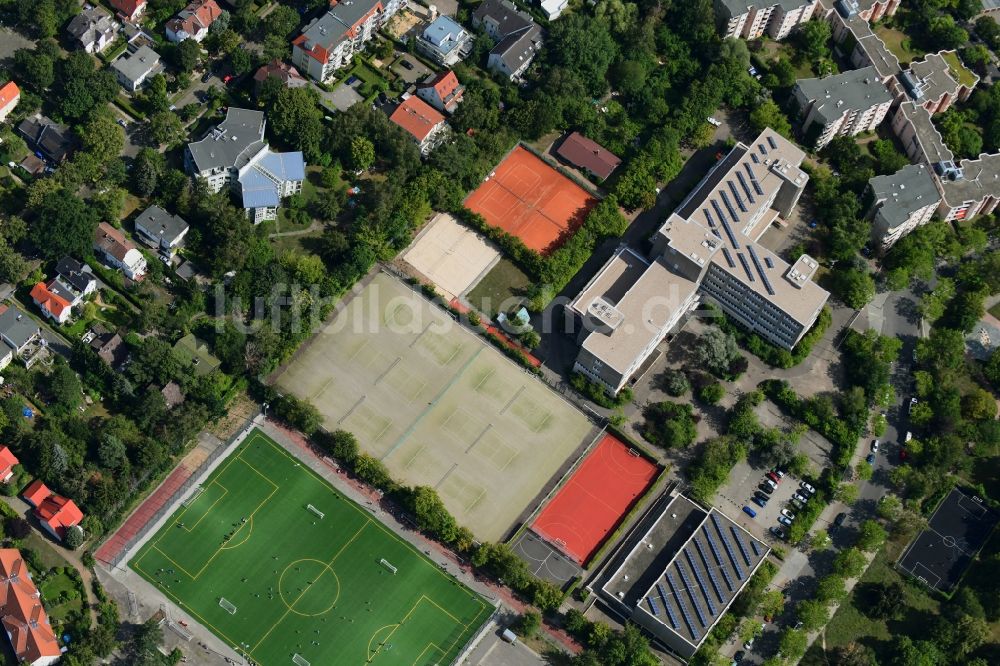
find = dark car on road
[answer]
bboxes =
[832,512,847,529]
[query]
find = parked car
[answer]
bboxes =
[743,636,755,650]
[707,117,722,127]
[223,74,234,84]
[832,512,847,528]
[780,508,795,521]
[743,506,758,518]
[769,526,785,539]
[800,482,816,495]
[764,478,777,489]
[773,469,785,478]
[401,59,414,70]
[871,440,880,453]
[909,397,918,413]
[766,471,781,483]
[755,490,771,501]
[790,498,805,511]
[201,71,212,83]
[777,515,793,526]
[759,483,775,495]
[752,496,768,508]
[866,453,876,465]
[732,650,745,665]
[905,431,913,442]
[792,492,808,504]
[117,118,128,128]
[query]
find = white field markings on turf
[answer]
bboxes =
[910,561,943,591]
[956,494,989,520]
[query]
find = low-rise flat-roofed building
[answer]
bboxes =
[570,129,828,394]
[111,45,162,92]
[416,15,472,67]
[895,51,979,114]
[596,493,768,660]
[793,66,894,149]
[867,164,942,249]
[714,0,818,41]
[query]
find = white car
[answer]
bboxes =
[871,440,880,453]
[708,117,722,127]
[905,431,913,442]
[764,478,777,489]
[909,397,918,413]
[800,482,816,495]
[781,509,795,521]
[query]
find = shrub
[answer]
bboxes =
[570,372,632,408]
[696,381,725,405]
[661,369,690,397]
[641,401,698,449]
[514,610,541,638]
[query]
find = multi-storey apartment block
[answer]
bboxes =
[569,130,828,395]
[793,66,893,149]
[895,51,979,114]
[866,164,942,249]
[292,0,402,83]
[715,0,818,40]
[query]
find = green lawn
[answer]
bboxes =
[130,430,490,666]
[989,301,1000,320]
[465,258,532,317]
[942,50,977,88]
[40,570,83,622]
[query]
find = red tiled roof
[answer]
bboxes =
[168,0,222,36]
[110,0,145,15]
[0,549,61,664]
[21,481,50,508]
[426,70,460,98]
[253,60,304,84]
[0,447,17,476]
[556,131,622,180]
[36,495,83,540]
[29,282,70,319]
[292,34,330,65]
[389,96,445,142]
[94,222,137,262]
[0,81,20,113]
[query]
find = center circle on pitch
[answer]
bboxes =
[278,559,340,616]
[942,535,957,548]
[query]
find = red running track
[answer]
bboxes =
[532,434,658,565]
[95,464,194,565]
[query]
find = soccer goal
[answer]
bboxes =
[306,504,325,519]
[379,558,397,575]
[182,486,205,507]
[219,597,237,615]
[292,654,311,666]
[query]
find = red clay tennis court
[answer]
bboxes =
[465,146,596,254]
[532,434,658,565]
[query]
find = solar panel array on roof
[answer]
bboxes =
[758,144,767,155]
[767,136,778,150]
[711,199,740,249]
[692,539,727,603]
[720,190,739,222]
[729,525,754,567]
[764,256,774,268]
[750,540,762,558]
[737,252,755,283]
[675,561,709,627]
[666,571,700,640]
[711,513,745,579]
[657,583,680,629]
[746,246,775,296]
[742,163,765,195]
[703,207,716,227]
[751,153,760,164]
[684,550,718,615]
[648,596,660,616]
[736,171,756,203]
[721,247,736,268]
[728,181,748,212]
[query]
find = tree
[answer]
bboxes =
[976,16,1000,50]
[695,328,740,377]
[779,628,808,661]
[870,581,905,620]
[834,483,859,504]
[98,434,128,470]
[269,87,325,161]
[831,266,876,309]
[856,461,873,481]
[759,588,785,620]
[259,4,300,39]
[811,529,831,551]
[408,486,458,543]
[6,517,30,540]
[32,190,98,260]
[81,111,126,165]
[696,381,725,404]
[229,47,253,75]
[749,99,791,138]
[546,14,618,95]
[857,519,888,551]
[172,38,201,72]
[798,19,832,61]
[926,15,969,51]
[0,238,27,283]
[962,387,997,420]
[147,111,186,147]
[133,147,166,198]
[834,547,867,578]
[877,494,903,521]
[641,401,697,449]
[661,370,690,397]
[64,525,85,550]
[796,599,829,631]
[350,136,375,172]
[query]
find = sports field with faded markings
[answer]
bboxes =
[131,429,490,666]
[273,273,595,541]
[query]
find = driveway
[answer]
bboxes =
[462,617,546,666]
[0,27,33,63]
[321,81,364,112]
[391,54,433,84]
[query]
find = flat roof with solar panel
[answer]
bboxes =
[597,494,768,658]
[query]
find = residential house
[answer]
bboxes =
[416,71,464,114]
[570,129,827,395]
[291,0,404,83]
[110,0,147,22]
[792,66,894,149]
[173,334,221,376]
[0,447,18,484]
[866,164,941,249]
[0,81,19,123]
[556,132,622,181]
[88,325,128,368]
[714,0,818,40]
[66,5,118,54]
[17,115,74,163]
[472,0,542,82]
[0,305,43,370]
[895,51,979,115]
[29,282,71,325]
[161,381,185,409]
[184,108,305,223]
[55,257,98,303]
[416,16,472,67]
[538,0,568,20]
[253,60,307,97]
[94,222,148,280]
[111,45,162,92]
[389,96,448,156]
[166,0,223,43]
[134,205,190,259]
[22,481,83,542]
[0,549,61,666]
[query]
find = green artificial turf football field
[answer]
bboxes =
[130,429,491,665]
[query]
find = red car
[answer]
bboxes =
[223,74,234,84]
[766,471,781,483]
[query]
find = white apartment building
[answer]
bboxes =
[793,66,894,149]
[292,0,402,83]
[866,164,942,249]
[715,0,818,40]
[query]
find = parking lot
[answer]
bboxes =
[714,463,815,544]
[392,53,433,84]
